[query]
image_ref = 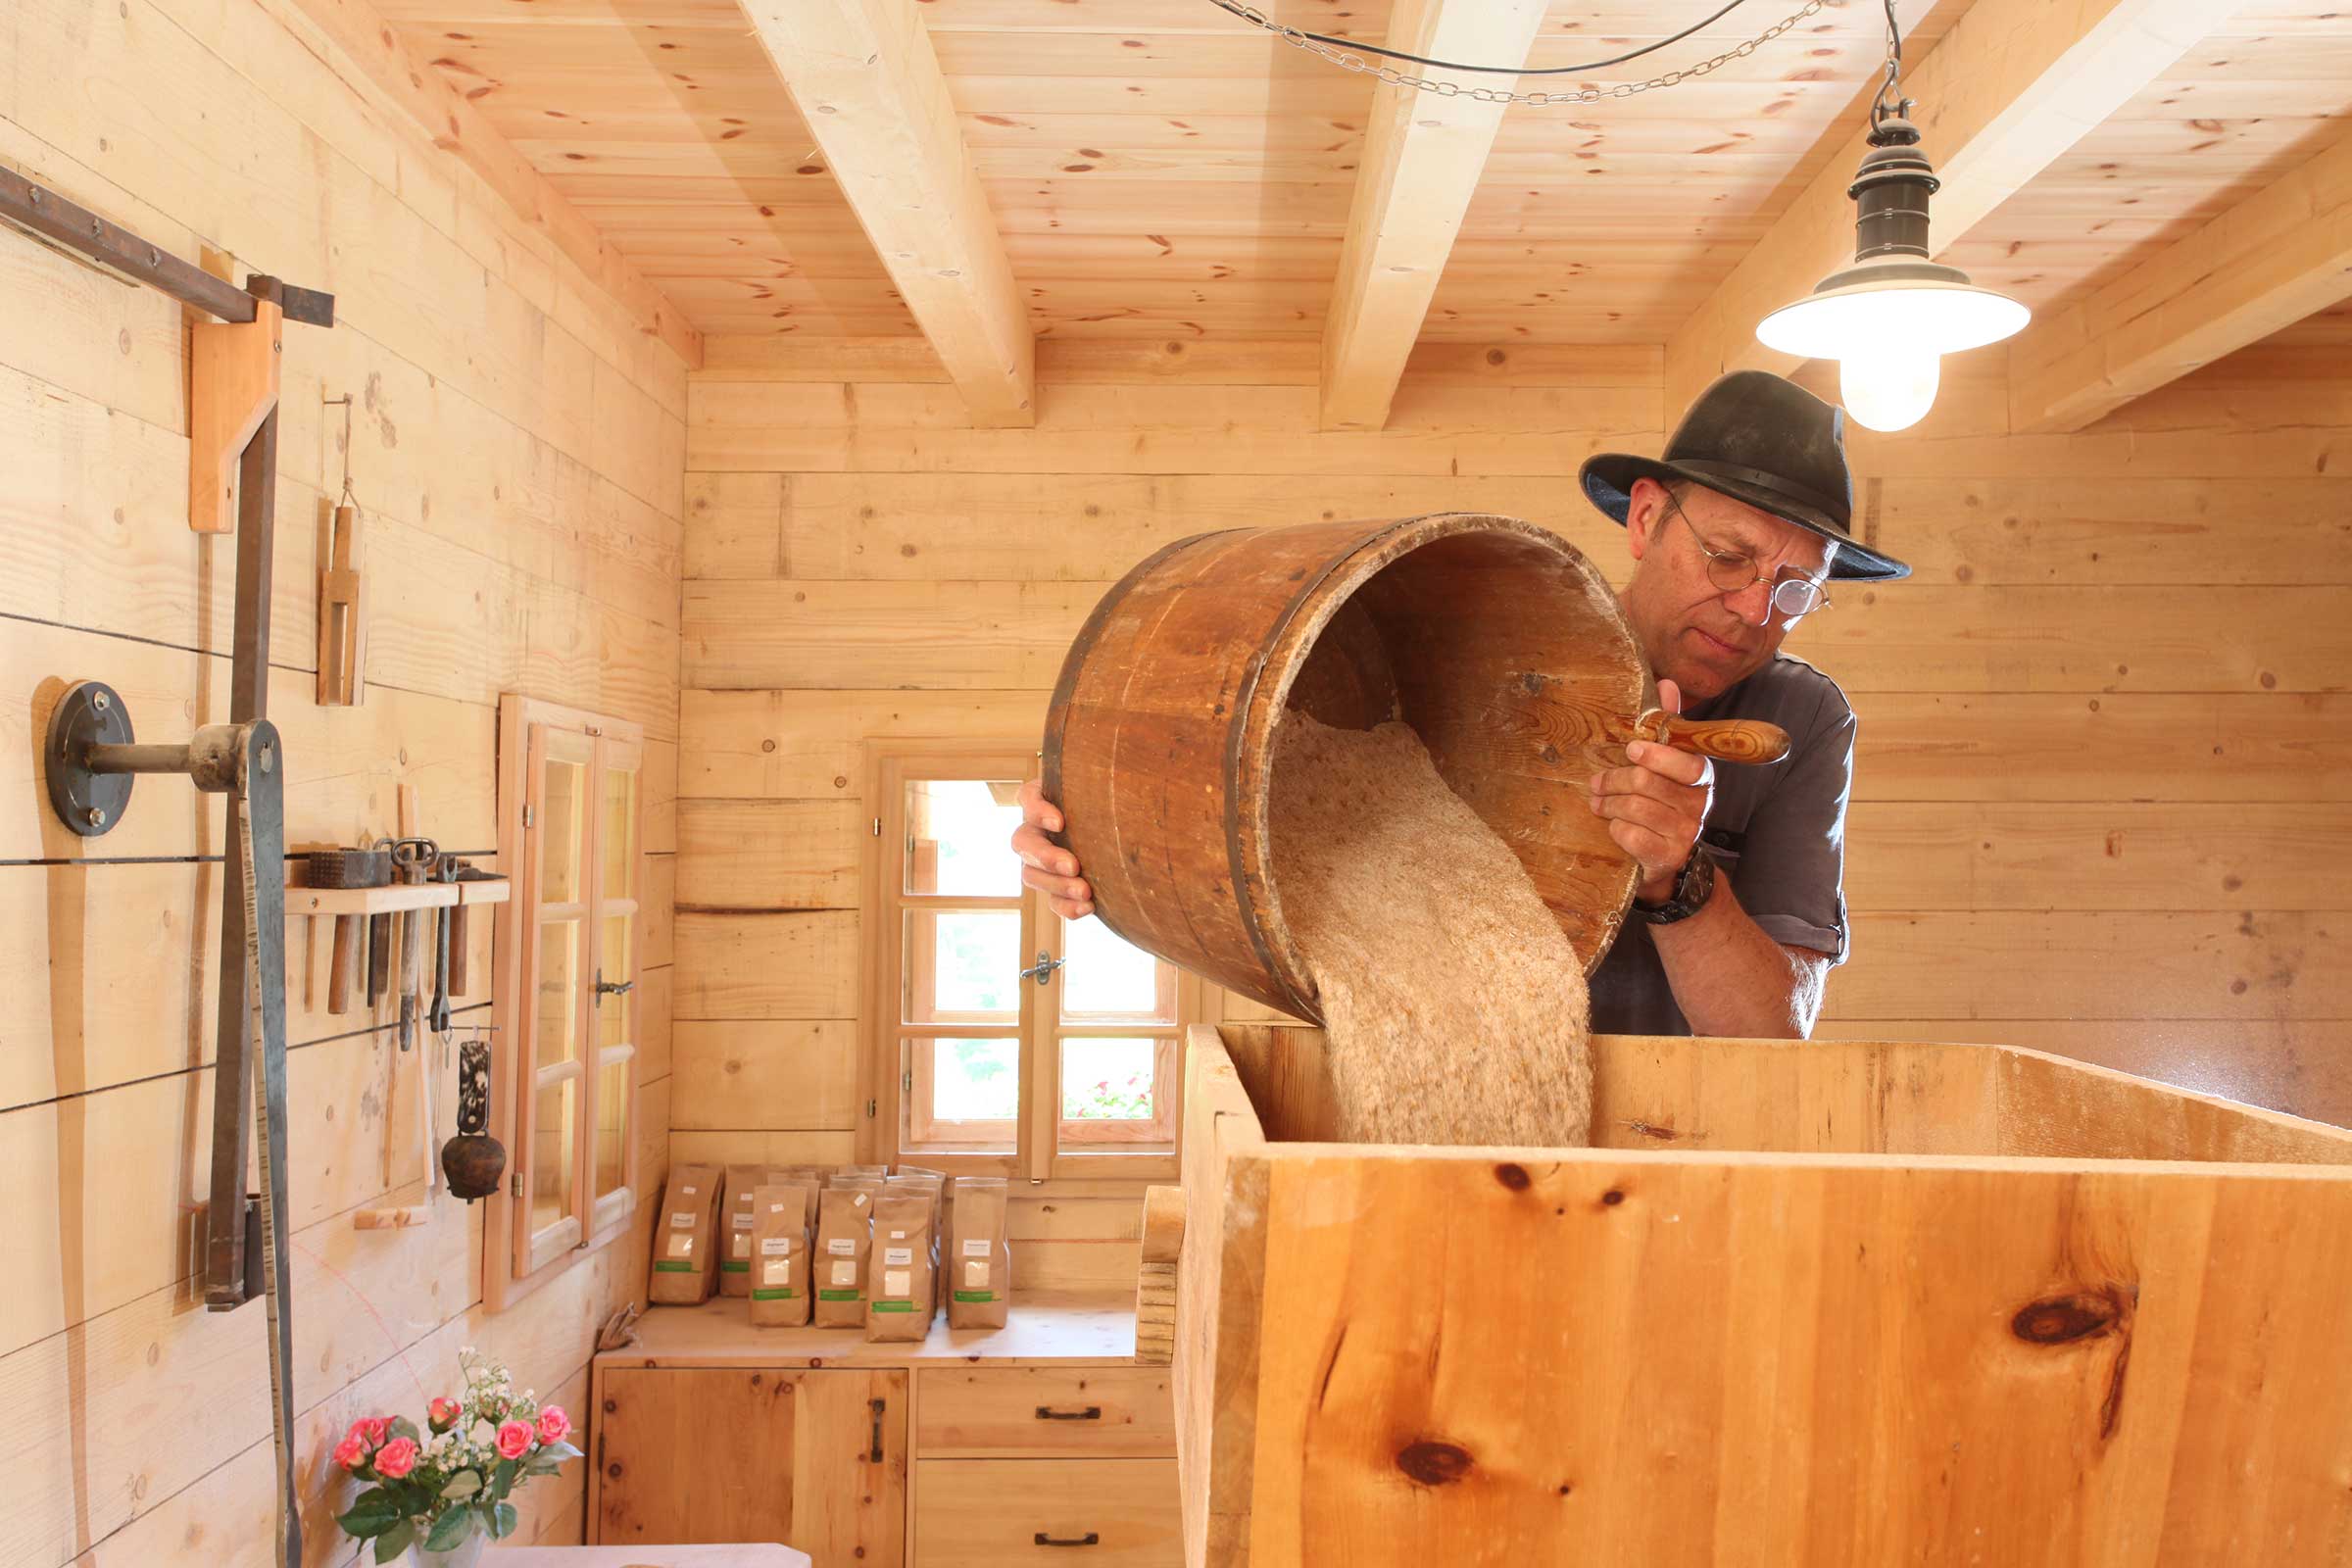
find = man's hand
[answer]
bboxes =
[1013,778,1095,919]
[1587,678,1714,903]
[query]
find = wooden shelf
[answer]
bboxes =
[286,877,511,916]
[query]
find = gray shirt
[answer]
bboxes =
[1588,653,1856,1037]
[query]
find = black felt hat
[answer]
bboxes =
[1580,369,1909,582]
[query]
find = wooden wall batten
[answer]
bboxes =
[0,0,681,1557]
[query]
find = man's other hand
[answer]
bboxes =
[1013,777,1095,919]
[1587,677,1715,903]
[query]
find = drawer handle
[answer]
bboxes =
[1034,1533,1101,1548]
[1035,1404,1102,1421]
[869,1396,885,1462]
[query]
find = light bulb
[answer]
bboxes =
[1837,347,1939,433]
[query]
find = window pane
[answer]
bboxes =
[535,921,580,1071]
[904,779,1024,897]
[601,765,639,903]
[922,1037,1020,1124]
[1059,915,1175,1024]
[1061,1037,1160,1121]
[529,1075,577,1236]
[598,912,634,1050]
[904,908,1021,1025]
[541,757,587,903]
[594,1053,632,1201]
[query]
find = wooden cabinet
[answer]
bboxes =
[913,1459,1181,1567]
[592,1298,1176,1568]
[596,1366,906,1567]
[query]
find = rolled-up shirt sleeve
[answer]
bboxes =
[1731,685,1854,964]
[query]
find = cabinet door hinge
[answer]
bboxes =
[901,1068,912,1094]
[511,1171,523,1199]
[865,1098,877,1119]
[522,803,535,829]
[871,816,881,837]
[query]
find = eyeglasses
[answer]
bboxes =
[1663,496,1834,622]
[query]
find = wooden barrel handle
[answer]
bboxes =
[1630,710,1790,765]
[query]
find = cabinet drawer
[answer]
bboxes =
[917,1367,1176,1456]
[914,1458,1179,1568]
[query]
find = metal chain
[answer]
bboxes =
[1216,0,1830,106]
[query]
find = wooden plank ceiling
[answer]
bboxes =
[370,0,2352,348]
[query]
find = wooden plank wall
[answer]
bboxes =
[678,329,2352,1185]
[1,0,683,1560]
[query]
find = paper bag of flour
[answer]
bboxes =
[812,1186,876,1327]
[717,1164,769,1298]
[748,1182,815,1327]
[648,1163,721,1305]
[946,1176,1012,1330]
[864,1193,937,1343]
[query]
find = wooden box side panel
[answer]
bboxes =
[1180,1030,1273,1568]
[1590,1033,2003,1153]
[1240,1151,2352,1566]
[1994,1048,2352,1165]
[1217,1023,2352,1165]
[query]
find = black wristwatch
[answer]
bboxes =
[1634,845,1717,925]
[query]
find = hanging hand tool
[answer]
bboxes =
[306,847,388,1015]
[391,838,433,1053]
[429,855,456,1035]
[366,835,397,1007]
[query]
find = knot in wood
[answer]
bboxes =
[1396,1440,1475,1487]
[2011,1291,2123,1346]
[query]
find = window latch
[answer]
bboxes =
[1017,952,1065,986]
[593,968,636,1000]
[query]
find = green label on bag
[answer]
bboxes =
[720,1260,749,1273]
[952,1290,999,1303]
[818,1289,862,1301]
[653,1260,695,1273]
[751,1288,799,1301]
[871,1300,916,1314]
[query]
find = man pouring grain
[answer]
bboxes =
[1013,369,1904,1042]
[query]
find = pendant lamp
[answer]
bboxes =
[1755,14,2029,432]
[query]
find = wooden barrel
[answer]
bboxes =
[1042,514,1647,1022]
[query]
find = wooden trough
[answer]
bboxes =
[1143,1023,2352,1566]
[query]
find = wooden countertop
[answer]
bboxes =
[596,1292,1140,1369]
[489,1549,807,1567]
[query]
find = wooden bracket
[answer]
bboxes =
[317,501,365,705]
[1134,1183,1184,1366]
[190,298,282,533]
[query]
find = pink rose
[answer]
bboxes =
[358,1416,391,1446]
[428,1396,463,1430]
[373,1437,419,1480]
[535,1406,570,1446]
[332,1434,367,1470]
[495,1421,532,1460]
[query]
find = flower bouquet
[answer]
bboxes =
[333,1349,582,1565]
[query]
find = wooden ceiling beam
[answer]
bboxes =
[285,0,703,369]
[1662,0,2252,416]
[738,0,1033,427]
[1318,0,1548,432]
[2011,122,2352,433]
